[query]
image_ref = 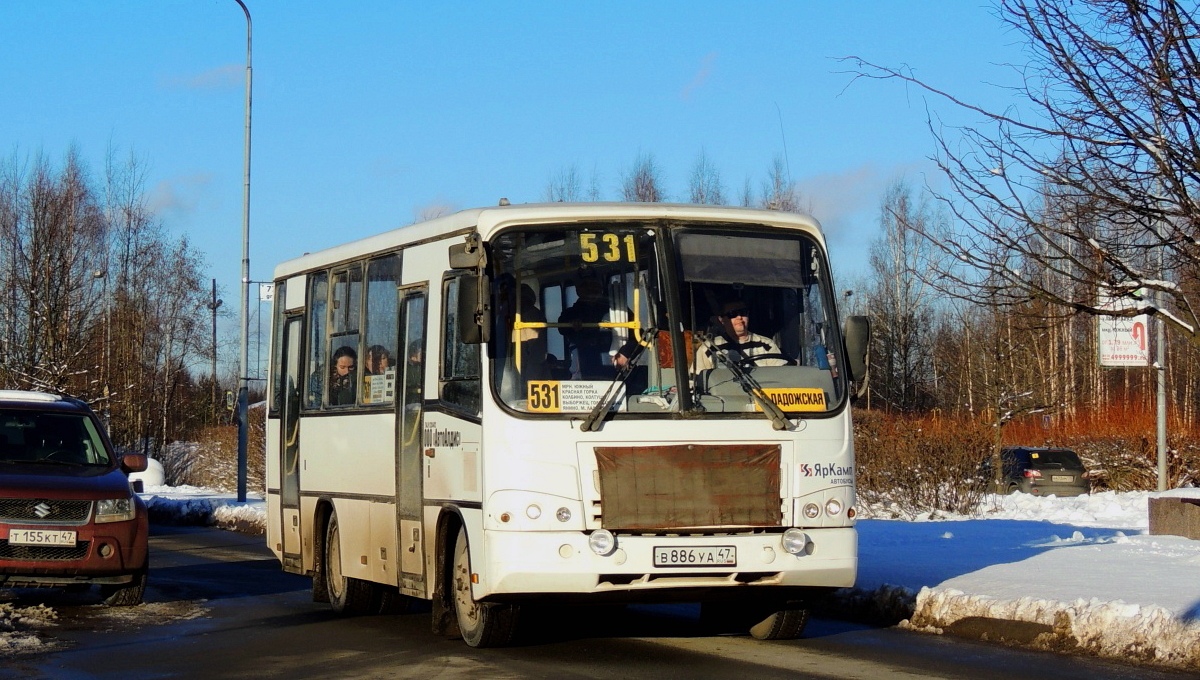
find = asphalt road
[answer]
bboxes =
[4,525,1192,680]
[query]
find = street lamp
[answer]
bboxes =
[233,0,252,504]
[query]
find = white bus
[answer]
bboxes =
[265,202,869,647]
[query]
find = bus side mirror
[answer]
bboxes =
[449,233,484,269]
[843,315,870,383]
[457,274,491,344]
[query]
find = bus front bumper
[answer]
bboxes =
[478,527,856,600]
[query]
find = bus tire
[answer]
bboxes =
[325,510,375,615]
[310,510,330,603]
[452,528,518,647]
[748,607,809,640]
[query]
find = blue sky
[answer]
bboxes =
[5,1,1026,368]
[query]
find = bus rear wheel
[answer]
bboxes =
[452,528,518,647]
[325,510,376,615]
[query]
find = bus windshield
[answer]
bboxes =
[489,222,846,417]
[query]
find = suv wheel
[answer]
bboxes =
[100,568,147,606]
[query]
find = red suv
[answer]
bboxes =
[0,390,149,605]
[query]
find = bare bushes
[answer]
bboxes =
[855,406,1200,517]
[1045,434,1200,491]
[151,405,266,493]
[854,409,991,518]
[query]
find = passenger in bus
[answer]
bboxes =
[328,346,358,405]
[610,341,650,396]
[516,284,550,380]
[364,345,392,375]
[559,277,615,380]
[693,300,787,371]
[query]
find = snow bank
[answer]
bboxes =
[140,486,267,534]
[908,587,1200,669]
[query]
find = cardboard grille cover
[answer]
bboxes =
[593,444,782,530]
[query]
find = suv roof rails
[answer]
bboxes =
[0,390,62,403]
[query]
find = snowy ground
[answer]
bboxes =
[3,486,1200,672]
[855,489,1200,671]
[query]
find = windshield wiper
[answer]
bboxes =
[700,336,791,431]
[579,328,655,432]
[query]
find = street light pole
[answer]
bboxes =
[234,0,252,504]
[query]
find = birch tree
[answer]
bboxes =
[865,181,944,411]
[620,153,665,202]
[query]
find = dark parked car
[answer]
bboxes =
[981,446,1091,497]
[0,390,149,605]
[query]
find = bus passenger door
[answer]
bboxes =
[396,286,427,596]
[280,316,304,569]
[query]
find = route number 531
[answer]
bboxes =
[527,381,561,412]
[579,233,636,263]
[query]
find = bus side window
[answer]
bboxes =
[326,265,364,407]
[363,255,400,405]
[304,272,329,409]
[441,275,481,414]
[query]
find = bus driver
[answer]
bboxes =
[693,300,787,371]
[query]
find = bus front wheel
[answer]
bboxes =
[452,528,518,647]
[748,608,810,640]
[325,510,376,615]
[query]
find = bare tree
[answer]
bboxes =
[687,150,725,204]
[544,164,584,202]
[739,176,755,207]
[620,153,665,202]
[760,155,803,212]
[586,165,603,201]
[846,1,1200,345]
[0,146,211,453]
[865,181,944,411]
[0,148,107,393]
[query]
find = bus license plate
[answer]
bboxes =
[1051,475,1073,483]
[8,529,76,546]
[653,546,736,568]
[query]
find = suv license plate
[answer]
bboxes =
[8,529,77,546]
[653,546,736,567]
[1051,475,1073,483]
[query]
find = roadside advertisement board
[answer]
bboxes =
[1098,287,1149,367]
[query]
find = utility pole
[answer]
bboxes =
[234,0,253,504]
[208,279,223,417]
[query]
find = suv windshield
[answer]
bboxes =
[488,221,847,418]
[0,410,112,466]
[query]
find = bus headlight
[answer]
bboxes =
[588,529,616,556]
[782,528,809,556]
[802,503,820,519]
[525,504,542,520]
[825,499,843,516]
[556,507,572,522]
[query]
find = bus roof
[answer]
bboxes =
[272,202,826,280]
